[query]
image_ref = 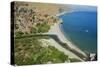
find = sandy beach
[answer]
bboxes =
[44,23,87,60]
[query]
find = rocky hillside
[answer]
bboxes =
[14,2,66,36]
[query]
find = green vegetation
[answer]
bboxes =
[59,8,65,13]
[32,14,35,20]
[30,27,37,34]
[14,37,69,65]
[15,31,24,37]
[15,24,19,29]
[36,22,50,33]
[14,2,81,65]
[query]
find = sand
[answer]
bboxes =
[43,23,87,60]
[40,38,84,61]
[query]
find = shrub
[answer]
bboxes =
[37,22,50,33]
[14,37,70,65]
[15,31,24,37]
[30,27,37,34]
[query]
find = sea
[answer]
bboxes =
[59,11,97,53]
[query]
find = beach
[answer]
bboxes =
[13,2,97,65]
[40,38,84,61]
[43,22,88,61]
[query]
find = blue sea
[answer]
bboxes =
[59,11,97,53]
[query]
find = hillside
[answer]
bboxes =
[14,2,68,35]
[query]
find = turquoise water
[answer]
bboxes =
[59,11,97,53]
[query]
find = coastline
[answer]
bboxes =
[40,38,84,61]
[47,22,87,56]
[58,11,97,54]
[58,23,87,57]
[59,23,86,54]
[55,10,75,17]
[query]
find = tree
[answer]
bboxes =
[37,22,50,33]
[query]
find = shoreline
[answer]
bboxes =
[59,23,86,54]
[47,23,88,58]
[58,23,87,57]
[58,11,97,54]
[55,10,75,17]
[40,38,84,61]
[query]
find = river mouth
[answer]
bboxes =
[59,11,97,53]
